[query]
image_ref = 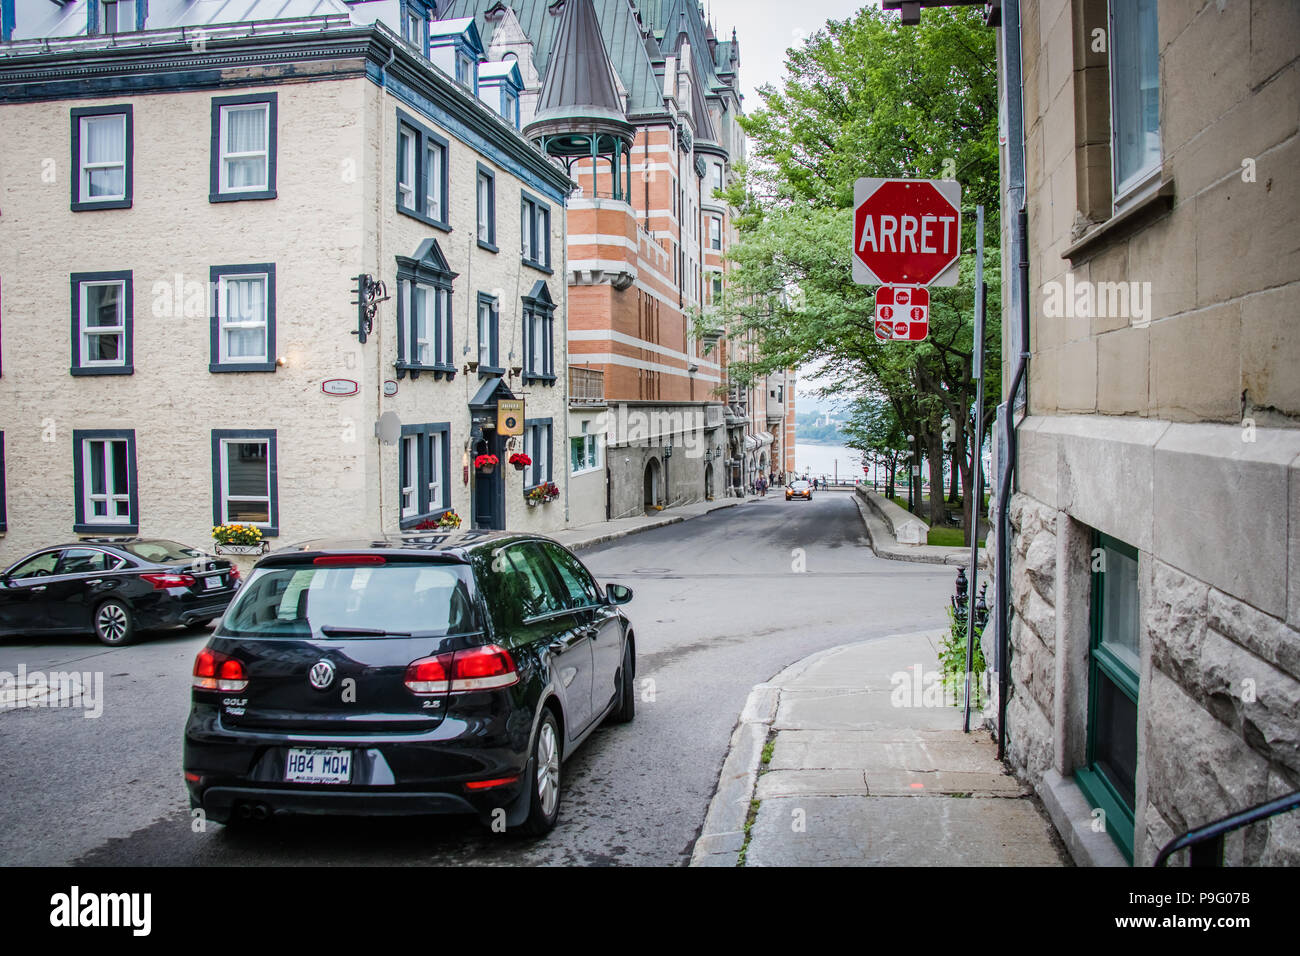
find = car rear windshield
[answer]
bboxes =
[218,563,479,638]
[121,540,206,563]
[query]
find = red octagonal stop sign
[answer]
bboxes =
[853,178,961,287]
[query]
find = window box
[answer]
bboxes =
[209,264,276,372]
[210,93,277,203]
[73,429,138,533]
[71,105,132,211]
[70,271,133,376]
[213,541,269,556]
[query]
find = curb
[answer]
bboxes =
[852,491,988,568]
[688,635,919,868]
[561,500,745,553]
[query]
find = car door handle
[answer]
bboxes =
[30,586,47,592]
[85,579,102,586]
[550,633,585,652]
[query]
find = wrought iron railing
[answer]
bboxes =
[1154,789,1300,866]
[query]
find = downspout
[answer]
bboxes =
[375,41,398,532]
[995,0,1029,761]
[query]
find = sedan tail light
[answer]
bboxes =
[193,648,249,692]
[227,564,241,582]
[405,645,518,696]
[142,572,197,589]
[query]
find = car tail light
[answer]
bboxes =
[465,775,520,791]
[227,564,241,582]
[142,572,197,589]
[404,654,452,695]
[450,645,519,691]
[404,645,519,696]
[193,648,249,692]
[313,555,386,566]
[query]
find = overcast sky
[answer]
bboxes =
[699,2,884,416]
[703,0,881,110]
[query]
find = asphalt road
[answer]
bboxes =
[0,492,956,866]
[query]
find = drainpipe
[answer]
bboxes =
[995,0,1029,762]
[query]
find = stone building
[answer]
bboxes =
[994,0,1300,864]
[439,0,790,516]
[0,0,573,567]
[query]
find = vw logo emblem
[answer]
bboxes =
[308,660,335,690]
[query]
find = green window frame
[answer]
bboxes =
[1075,531,1140,863]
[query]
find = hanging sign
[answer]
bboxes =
[497,399,524,436]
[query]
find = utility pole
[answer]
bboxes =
[963,206,986,733]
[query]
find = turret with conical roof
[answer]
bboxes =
[523,0,635,201]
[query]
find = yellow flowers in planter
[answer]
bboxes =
[213,524,263,546]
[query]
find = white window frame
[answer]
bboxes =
[710,216,722,251]
[216,272,270,365]
[218,102,271,195]
[82,438,131,524]
[78,113,127,204]
[436,288,453,366]
[400,435,418,517]
[477,172,493,244]
[425,140,444,221]
[570,426,601,477]
[398,126,416,210]
[525,422,551,488]
[1108,0,1162,210]
[78,279,127,369]
[426,431,444,511]
[218,438,272,528]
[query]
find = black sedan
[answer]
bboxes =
[0,538,240,646]
[183,532,636,836]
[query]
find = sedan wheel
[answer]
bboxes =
[94,600,134,646]
[520,710,561,835]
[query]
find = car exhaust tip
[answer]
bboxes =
[253,804,270,820]
[237,803,253,819]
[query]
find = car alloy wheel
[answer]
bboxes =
[520,710,561,835]
[95,600,134,646]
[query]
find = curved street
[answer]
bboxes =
[0,492,954,866]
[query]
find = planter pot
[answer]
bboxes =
[477,464,496,475]
[526,499,541,508]
[214,542,268,556]
[511,463,527,472]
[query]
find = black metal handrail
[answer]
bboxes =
[1154,789,1300,866]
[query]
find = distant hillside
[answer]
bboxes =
[795,413,848,444]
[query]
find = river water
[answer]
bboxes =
[793,442,871,482]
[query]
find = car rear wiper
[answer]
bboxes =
[318,625,412,637]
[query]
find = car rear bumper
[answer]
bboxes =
[184,702,532,824]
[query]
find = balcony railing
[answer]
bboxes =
[569,366,605,406]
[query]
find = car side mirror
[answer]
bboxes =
[605,583,633,606]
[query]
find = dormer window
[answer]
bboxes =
[93,0,135,35]
[456,53,476,91]
[403,9,425,52]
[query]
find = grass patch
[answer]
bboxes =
[760,738,775,768]
[737,799,762,867]
[927,526,986,548]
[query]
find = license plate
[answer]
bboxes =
[284,748,352,785]
[203,576,222,590]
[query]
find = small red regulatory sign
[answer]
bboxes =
[874,286,930,342]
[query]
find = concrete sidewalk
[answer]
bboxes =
[551,495,752,553]
[852,488,989,567]
[691,631,1070,866]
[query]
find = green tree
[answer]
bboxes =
[706,5,1001,543]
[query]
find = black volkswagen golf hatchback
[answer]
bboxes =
[183,532,635,835]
